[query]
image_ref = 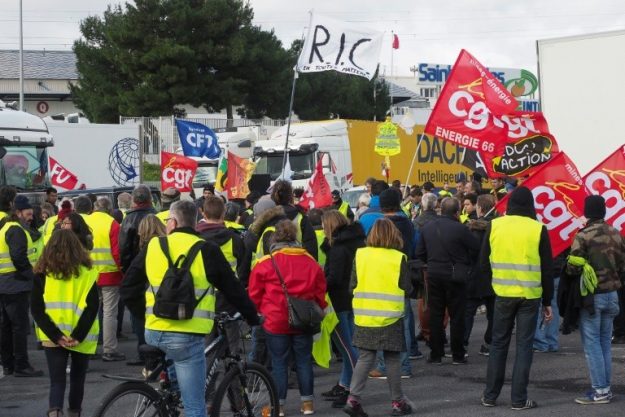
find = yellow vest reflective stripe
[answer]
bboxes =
[220,238,238,274]
[489,215,543,299]
[0,222,37,272]
[353,247,405,327]
[312,294,338,368]
[252,225,276,269]
[314,229,326,267]
[84,212,119,273]
[293,212,303,243]
[35,266,99,354]
[224,220,245,232]
[42,215,59,245]
[338,201,350,218]
[145,233,216,334]
[156,210,169,224]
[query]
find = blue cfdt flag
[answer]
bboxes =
[175,119,221,159]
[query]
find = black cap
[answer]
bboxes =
[14,195,32,211]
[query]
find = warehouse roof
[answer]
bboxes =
[0,50,77,80]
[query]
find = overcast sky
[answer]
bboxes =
[2,0,625,76]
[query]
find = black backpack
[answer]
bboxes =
[150,237,207,320]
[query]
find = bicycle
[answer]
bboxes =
[93,312,279,417]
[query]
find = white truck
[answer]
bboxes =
[537,29,625,175]
[0,100,54,202]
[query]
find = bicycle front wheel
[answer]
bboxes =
[93,381,167,417]
[210,362,279,417]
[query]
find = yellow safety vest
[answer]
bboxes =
[35,266,99,354]
[459,213,469,224]
[312,294,338,368]
[338,201,351,219]
[252,226,276,269]
[314,229,326,267]
[84,212,119,274]
[353,247,405,327]
[224,220,245,233]
[156,210,169,224]
[220,238,238,274]
[0,222,37,273]
[489,215,543,299]
[41,215,59,245]
[0,211,8,221]
[401,201,412,217]
[145,233,216,334]
[438,190,453,198]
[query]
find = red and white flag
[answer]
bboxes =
[392,34,399,49]
[160,151,198,192]
[583,144,625,235]
[495,152,587,257]
[49,156,80,190]
[425,49,519,155]
[299,160,333,210]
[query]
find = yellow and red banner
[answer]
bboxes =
[160,151,198,192]
[495,152,586,257]
[227,152,256,199]
[583,145,625,236]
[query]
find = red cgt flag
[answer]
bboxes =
[425,49,519,155]
[299,159,333,210]
[49,156,80,190]
[583,144,625,236]
[392,34,399,49]
[495,152,587,257]
[160,151,198,192]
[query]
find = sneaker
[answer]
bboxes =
[452,357,468,365]
[279,405,285,417]
[14,366,44,377]
[481,396,496,407]
[511,399,538,410]
[102,352,126,362]
[611,335,625,344]
[426,355,442,365]
[409,352,424,360]
[322,384,347,398]
[300,400,314,415]
[479,344,490,356]
[343,400,368,417]
[444,353,452,358]
[331,390,349,408]
[575,391,611,405]
[368,369,387,379]
[390,399,412,416]
[400,372,412,379]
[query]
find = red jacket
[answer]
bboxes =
[97,220,123,286]
[248,247,327,335]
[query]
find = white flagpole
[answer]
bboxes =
[281,10,313,176]
[390,31,394,116]
[403,132,426,198]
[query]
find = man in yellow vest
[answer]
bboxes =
[0,191,44,377]
[86,197,125,362]
[480,186,553,410]
[331,190,354,223]
[121,200,260,417]
[197,197,246,356]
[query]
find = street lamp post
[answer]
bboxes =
[19,0,24,111]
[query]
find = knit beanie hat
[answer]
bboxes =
[57,200,73,221]
[379,188,401,211]
[506,186,536,219]
[584,195,606,220]
[253,196,276,218]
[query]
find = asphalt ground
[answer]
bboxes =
[2,311,625,417]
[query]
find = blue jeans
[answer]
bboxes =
[265,331,314,404]
[534,277,560,352]
[579,291,620,393]
[484,297,540,405]
[331,311,359,388]
[376,300,411,375]
[145,330,207,417]
[406,300,421,356]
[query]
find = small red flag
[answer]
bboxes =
[49,156,80,190]
[392,34,399,49]
[160,151,198,192]
[299,160,333,210]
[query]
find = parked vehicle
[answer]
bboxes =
[58,186,162,211]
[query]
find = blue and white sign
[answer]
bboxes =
[175,119,221,159]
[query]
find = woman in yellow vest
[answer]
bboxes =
[345,218,413,417]
[31,229,99,417]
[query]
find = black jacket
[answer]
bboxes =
[416,215,480,281]
[413,209,438,231]
[120,227,259,329]
[31,274,99,344]
[387,214,416,260]
[119,205,157,273]
[0,220,39,294]
[197,222,245,314]
[466,212,496,298]
[321,223,365,313]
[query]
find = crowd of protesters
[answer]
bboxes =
[0,173,624,417]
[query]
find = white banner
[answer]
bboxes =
[296,13,384,80]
